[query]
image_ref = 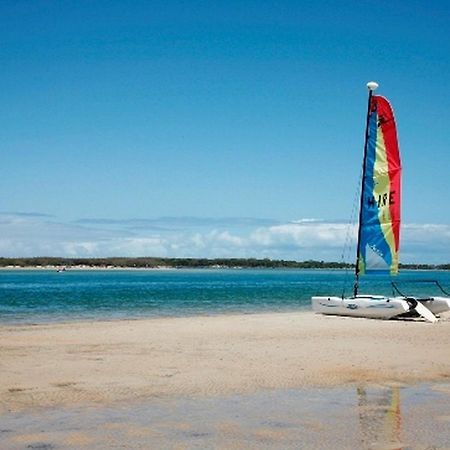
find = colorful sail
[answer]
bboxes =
[357,95,401,275]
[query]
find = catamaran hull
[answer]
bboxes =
[311,296,410,320]
[416,297,450,315]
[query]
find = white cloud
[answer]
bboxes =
[0,213,448,263]
[250,222,352,248]
[400,224,450,263]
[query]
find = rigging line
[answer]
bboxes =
[341,167,363,298]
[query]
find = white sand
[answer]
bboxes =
[1,311,450,412]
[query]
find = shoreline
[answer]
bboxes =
[0,305,313,327]
[1,266,348,271]
[1,265,449,272]
[0,265,177,271]
[1,310,450,414]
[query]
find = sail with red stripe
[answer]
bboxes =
[357,95,401,275]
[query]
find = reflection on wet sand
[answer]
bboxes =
[1,383,449,449]
[357,385,403,450]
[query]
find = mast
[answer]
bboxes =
[353,81,379,297]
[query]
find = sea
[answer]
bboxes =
[1,268,449,325]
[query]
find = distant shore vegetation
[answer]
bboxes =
[0,257,448,270]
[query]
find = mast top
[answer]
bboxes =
[367,81,379,91]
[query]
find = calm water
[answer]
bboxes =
[1,269,449,324]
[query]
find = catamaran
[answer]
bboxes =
[312,82,450,322]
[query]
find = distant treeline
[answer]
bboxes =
[0,257,448,270]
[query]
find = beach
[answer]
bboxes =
[2,311,450,448]
[2,311,450,413]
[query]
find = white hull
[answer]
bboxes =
[312,295,410,320]
[415,296,450,315]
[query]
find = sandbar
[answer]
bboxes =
[1,311,450,413]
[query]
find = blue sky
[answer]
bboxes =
[1,0,449,262]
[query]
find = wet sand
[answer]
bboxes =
[1,311,450,413]
[1,383,450,449]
